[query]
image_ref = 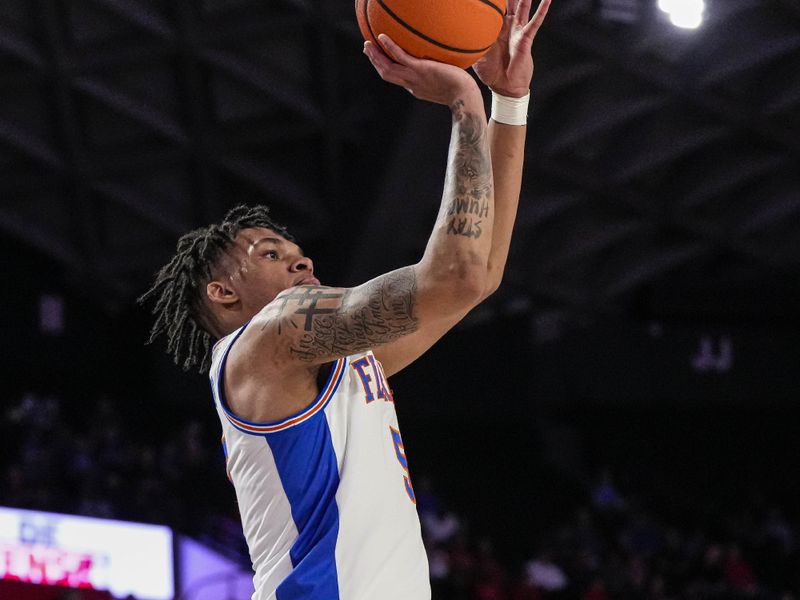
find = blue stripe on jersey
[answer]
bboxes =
[268,412,341,600]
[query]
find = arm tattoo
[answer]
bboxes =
[283,267,419,362]
[445,104,492,240]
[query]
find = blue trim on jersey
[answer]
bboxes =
[268,413,341,599]
[215,324,347,435]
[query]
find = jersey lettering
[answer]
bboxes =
[351,357,375,402]
[389,426,416,504]
[352,355,393,403]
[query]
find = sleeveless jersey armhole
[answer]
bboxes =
[215,325,348,436]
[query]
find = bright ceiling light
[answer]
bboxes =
[657,0,705,29]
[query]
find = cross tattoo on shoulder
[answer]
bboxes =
[264,286,344,332]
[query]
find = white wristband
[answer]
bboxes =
[490,91,530,126]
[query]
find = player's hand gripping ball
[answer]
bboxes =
[356,0,507,69]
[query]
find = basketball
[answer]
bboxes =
[355,0,507,69]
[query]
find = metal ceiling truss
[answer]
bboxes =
[0,0,797,326]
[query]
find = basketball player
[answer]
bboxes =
[140,0,550,598]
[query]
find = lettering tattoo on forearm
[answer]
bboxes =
[446,100,492,240]
[281,268,419,362]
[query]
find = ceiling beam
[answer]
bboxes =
[548,18,800,158]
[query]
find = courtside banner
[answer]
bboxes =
[0,505,174,600]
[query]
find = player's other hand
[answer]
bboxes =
[364,34,480,107]
[473,0,551,97]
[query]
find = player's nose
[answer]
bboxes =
[291,256,313,273]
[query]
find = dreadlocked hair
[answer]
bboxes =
[138,204,295,373]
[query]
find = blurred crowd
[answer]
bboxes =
[0,392,245,560]
[2,392,800,599]
[417,470,800,599]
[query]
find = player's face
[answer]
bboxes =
[226,227,318,313]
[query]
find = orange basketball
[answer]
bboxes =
[355,0,506,69]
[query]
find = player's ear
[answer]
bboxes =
[207,279,239,307]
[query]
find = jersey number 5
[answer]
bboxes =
[389,426,416,504]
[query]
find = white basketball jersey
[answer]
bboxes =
[209,324,431,600]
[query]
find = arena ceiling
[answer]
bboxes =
[1,0,799,334]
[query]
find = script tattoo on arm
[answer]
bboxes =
[445,102,492,240]
[274,267,419,362]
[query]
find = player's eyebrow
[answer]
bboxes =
[251,236,282,248]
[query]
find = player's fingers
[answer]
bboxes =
[364,41,413,87]
[515,0,533,25]
[364,40,400,72]
[506,0,520,18]
[517,0,550,54]
[364,41,392,72]
[526,0,551,32]
[377,34,419,67]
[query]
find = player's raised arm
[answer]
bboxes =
[474,0,551,299]
[245,272,420,366]
[233,37,494,375]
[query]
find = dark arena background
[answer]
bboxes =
[2,0,800,599]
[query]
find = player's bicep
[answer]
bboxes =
[251,266,420,366]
